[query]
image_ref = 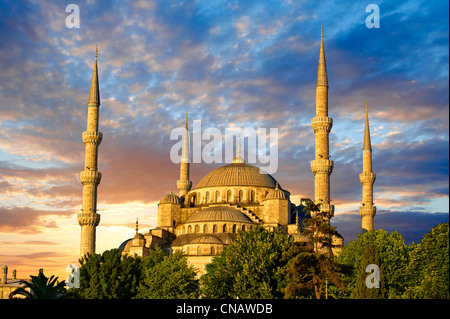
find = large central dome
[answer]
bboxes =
[195,163,279,189]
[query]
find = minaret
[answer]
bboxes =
[311,26,334,217]
[176,112,192,197]
[78,47,102,257]
[359,101,376,232]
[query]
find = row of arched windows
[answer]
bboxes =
[189,189,257,205]
[179,223,251,235]
[186,246,217,256]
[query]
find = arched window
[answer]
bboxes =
[211,246,215,255]
[238,190,243,202]
[203,224,208,233]
[251,190,255,202]
[195,224,200,233]
[223,224,227,233]
[205,191,210,203]
[213,224,218,233]
[232,224,237,233]
[242,225,246,231]
[215,190,220,202]
[188,225,192,233]
[227,190,232,202]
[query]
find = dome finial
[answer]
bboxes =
[135,218,139,234]
[232,134,245,164]
[321,25,323,39]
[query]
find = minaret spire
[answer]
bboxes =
[177,112,192,197]
[311,26,334,219]
[363,101,372,152]
[78,48,103,257]
[233,134,245,164]
[317,25,328,89]
[88,46,100,106]
[359,101,376,232]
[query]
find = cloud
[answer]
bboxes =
[332,210,449,245]
[0,206,72,234]
[0,0,448,279]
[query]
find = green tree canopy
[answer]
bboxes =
[136,249,199,299]
[338,229,410,298]
[201,226,294,299]
[75,248,143,299]
[403,223,449,299]
[354,244,388,299]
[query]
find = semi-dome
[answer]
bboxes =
[195,163,279,189]
[190,235,223,244]
[159,191,181,204]
[186,206,253,223]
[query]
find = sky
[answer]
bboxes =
[0,0,448,280]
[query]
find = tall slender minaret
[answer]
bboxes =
[176,112,192,197]
[311,26,334,217]
[78,47,102,257]
[359,101,376,232]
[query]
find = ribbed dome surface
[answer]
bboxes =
[186,206,252,223]
[265,187,286,200]
[195,163,278,189]
[190,235,223,244]
[159,191,181,204]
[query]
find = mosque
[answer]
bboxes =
[77,29,376,274]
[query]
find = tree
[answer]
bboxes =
[354,244,387,299]
[403,223,449,299]
[281,199,347,299]
[74,249,143,299]
[282,243,347,299]
[136,250,199,299]
[10,269,76,299]
[338,229,409,298]
[201,226,294,299]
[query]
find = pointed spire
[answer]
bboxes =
[181,111,190,164]
[233,134,245,164]
[316,26,328,88]
[88,46,100,106]
[363,101,372,151]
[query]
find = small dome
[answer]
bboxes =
[191,235,223,244]
[186,206,253,223]
[265,184,286,200]
[160,191,181,204]
[134,232,145,240]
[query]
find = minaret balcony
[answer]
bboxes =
[319,203,334,217]
[359,172,376,184]
[359,205,376,217]
[311,116,333,133]
[311,159,334,175]
[80,170,102,186]
[82,131,103,146]
[78,210,100,226]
